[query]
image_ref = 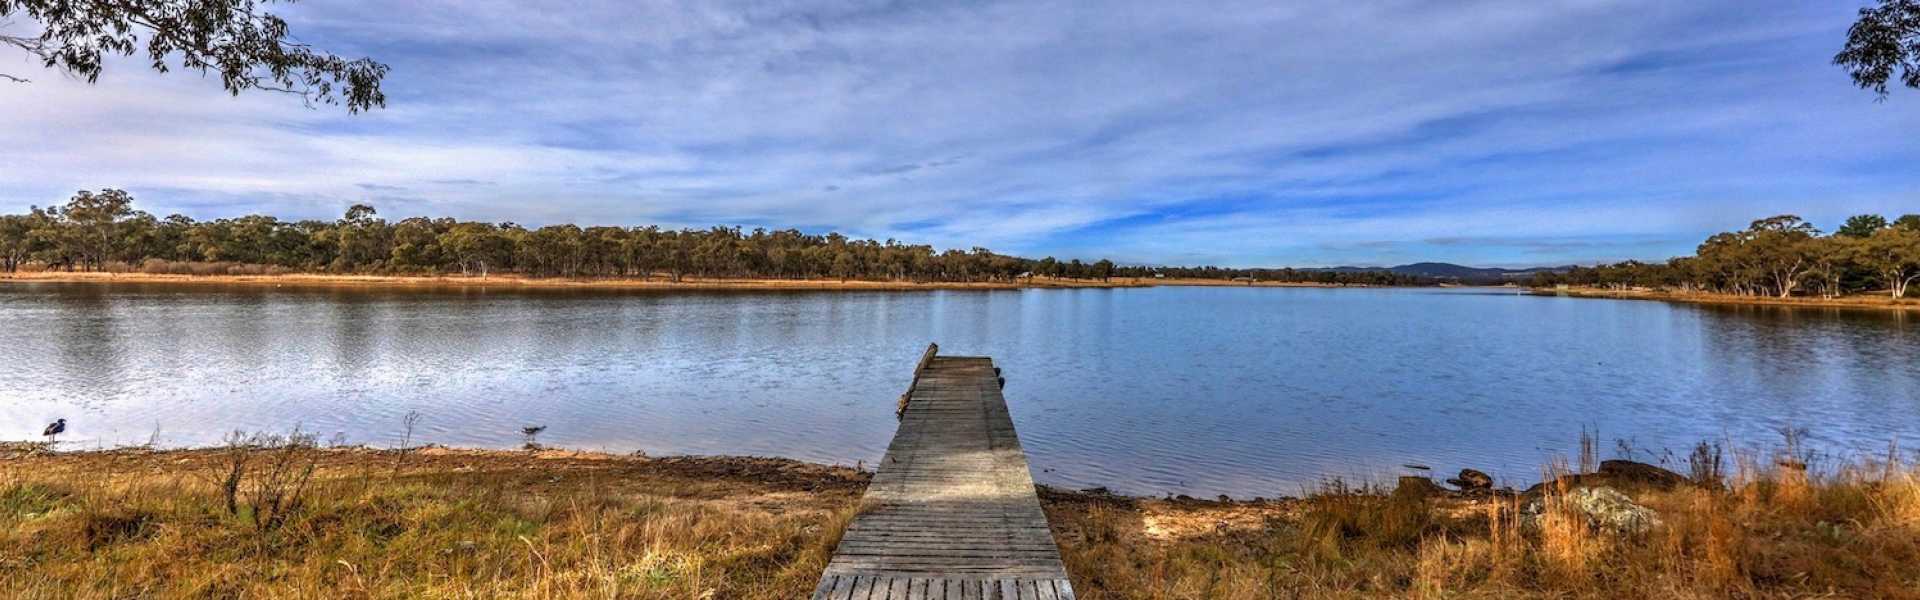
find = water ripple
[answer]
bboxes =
[1,283,1916,496]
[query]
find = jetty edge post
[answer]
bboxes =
[895,342,939,419]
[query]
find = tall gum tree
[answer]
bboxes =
[57,189,139,271]
[1745,215,1821,298]
[1856,227,1920,299]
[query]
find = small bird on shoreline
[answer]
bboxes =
[42,418,66,443]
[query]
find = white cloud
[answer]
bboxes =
[1,0,1914,265]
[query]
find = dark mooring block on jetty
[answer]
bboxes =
[813,344,1076,599]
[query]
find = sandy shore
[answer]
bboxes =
[1533,286,1920,312]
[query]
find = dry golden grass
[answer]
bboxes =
[6,442,1920,598]
[1542,285,1920,312]
[0,446,867,599]
[1047,448,1920,599]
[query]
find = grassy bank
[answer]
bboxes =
[1536,286,1920,312]
[5,441,1919,598]
[0,444,868,599]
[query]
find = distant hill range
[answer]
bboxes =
[1312,262,1567,281]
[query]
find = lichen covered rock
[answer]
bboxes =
[1524,486,1662,535]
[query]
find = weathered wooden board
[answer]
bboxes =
[813,353,1076,599]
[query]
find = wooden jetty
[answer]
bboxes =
[812,344,1076,599]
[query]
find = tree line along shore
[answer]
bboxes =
[5,192,1919,303]
[1530,214,1920,302]
[0,190,1450,288]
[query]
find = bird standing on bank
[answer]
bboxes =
[42,418,66,443]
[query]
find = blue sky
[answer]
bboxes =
[2,0,1917,268]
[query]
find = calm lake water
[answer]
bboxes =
[3,282,1917,496]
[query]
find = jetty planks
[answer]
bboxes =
[812,350,1075,600]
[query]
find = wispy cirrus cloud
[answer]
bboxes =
[1,0,1915,267]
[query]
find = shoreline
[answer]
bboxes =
[1,270,1362,292]
[5,441,1914,597]
[0,442,1276,504]
[0,270,1146,291]
[1533,286,1920,312]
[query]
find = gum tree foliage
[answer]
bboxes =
[1536,214,1920,299]
[1836,0,1920,97]
[10,191,1920,294]
[1,189,141,271]
[3,190,1454,285]
[1747,215,1821,299]
[0,0,386,111]
[1836,214,1890,238]
[0,211,44,271]
[1857,226,1920,299]
[58,188,137,271]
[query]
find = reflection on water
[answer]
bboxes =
[2,282,1917,497]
